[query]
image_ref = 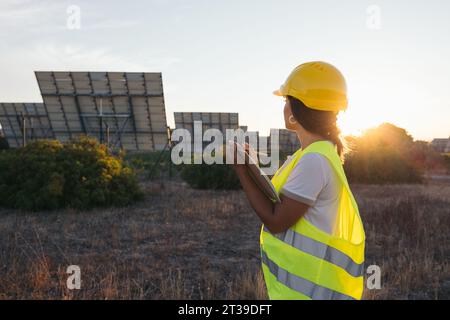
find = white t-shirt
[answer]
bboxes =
[279,142,342,236]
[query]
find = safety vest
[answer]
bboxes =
[260,140,365,300]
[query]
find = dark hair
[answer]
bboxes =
[287,95,346,161]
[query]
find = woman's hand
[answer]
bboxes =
[230,141,250,176]
[228,140,309,234]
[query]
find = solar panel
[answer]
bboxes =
[259,135,269,151]
[35,71,169,151]
[174,112,239,140]
[270,129,301,154]
[241,130,259,146]
[0,103,53,148]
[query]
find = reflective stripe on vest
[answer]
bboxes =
[261,249,355,300]
[263,226,364,277]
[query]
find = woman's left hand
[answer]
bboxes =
[230,141,248,176]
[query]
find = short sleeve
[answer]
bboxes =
[280,153,328,206]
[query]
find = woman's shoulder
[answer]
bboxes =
[282,152,336,206]
[294,152,337,185]
[300,151,327,162]
[286,152,330,186]
[296,152,330,172]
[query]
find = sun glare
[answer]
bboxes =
[337,112,368,137]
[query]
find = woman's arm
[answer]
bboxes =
[233,158,310,234]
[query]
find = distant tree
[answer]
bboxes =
[344,123,424,184]
[443,155,450,174]
[409,140,447,173]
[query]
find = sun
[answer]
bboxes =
[337,112,367,137]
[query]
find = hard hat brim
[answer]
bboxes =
[272,89,284,96]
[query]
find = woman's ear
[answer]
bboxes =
[288,115,297,125]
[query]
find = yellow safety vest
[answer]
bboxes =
[260,140,365,300]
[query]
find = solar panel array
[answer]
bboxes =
[0,71,303,156]
[270,129,301,154]
[0,103,53,148]
[174,112,239,139]
[259,135,270,151]
[35,71,169,151]
[242,130,260,146]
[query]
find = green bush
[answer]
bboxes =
[0,135,8,150]
[177,147,293,190]
[125,150,172,179]
[180,162,240,190]
[343,123,423,184]
[0,136,143,211]
[344,145,423,184]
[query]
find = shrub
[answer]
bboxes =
[181,164,241,190]
[180,163,241,190]
[125,150,173,179]
[444,154,450,174]
[344,145,423,184]
[344,123,423,184]
[178,147,293,190]
[0,136,143,211]
[0,135,8,150]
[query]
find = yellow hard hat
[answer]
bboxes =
[273,61,348,112]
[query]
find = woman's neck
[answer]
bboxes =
[296,130,327,150]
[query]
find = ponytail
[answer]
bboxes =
[325,121,347,161]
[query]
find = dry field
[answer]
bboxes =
[0,178,449,300]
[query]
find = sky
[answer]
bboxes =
[0,0,449,141]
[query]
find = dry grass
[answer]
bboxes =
[356,182,450,299]
[0,179,449,300]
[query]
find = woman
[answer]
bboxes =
[233,61,365,300]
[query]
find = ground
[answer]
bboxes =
[0,178,449,299]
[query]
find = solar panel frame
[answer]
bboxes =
[0,103,53,148]
[174,112,240,141]
[105,72,123,148]
[0,103,20,147]
[270,129,301,154]
[54,72,77,139]
[123,73,139,150]
[35,71,169,151]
